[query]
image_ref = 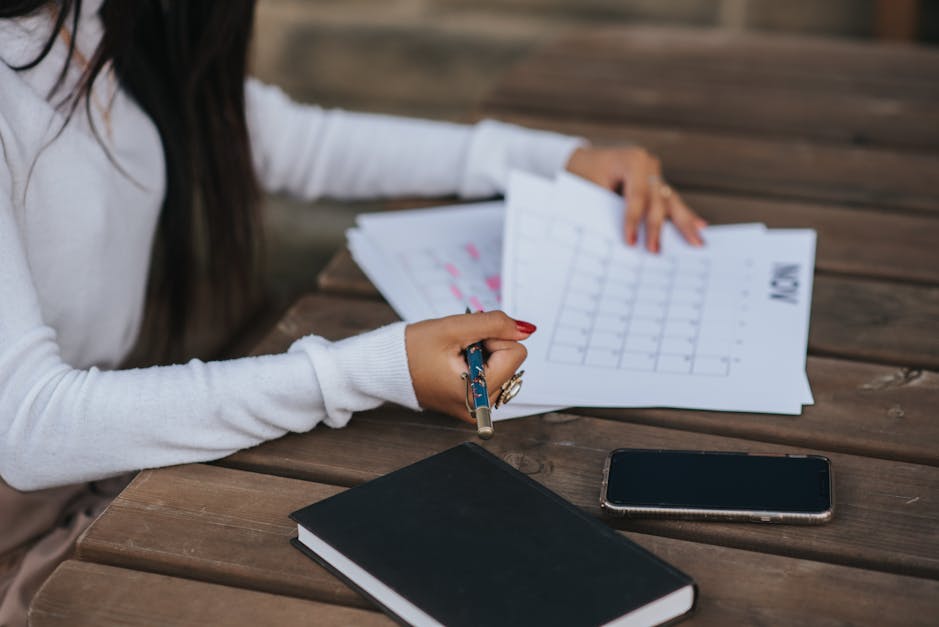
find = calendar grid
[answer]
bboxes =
[580,245,604,367]
[685,259,706,372]
[544,227,749,378]
[545,223,586,364]
[651,258,675,373]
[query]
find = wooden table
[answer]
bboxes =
[31,27,939,626]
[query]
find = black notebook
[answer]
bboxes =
[290,443,696,627]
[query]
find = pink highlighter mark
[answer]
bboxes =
[485,275,501,293]
[469,296,485,312]
[450,284,464,301]
[444,263,460,279]
[465,243,480,261]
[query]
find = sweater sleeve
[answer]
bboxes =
[244,78,585,201]
[0,168,419,491]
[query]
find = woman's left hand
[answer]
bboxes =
[565,146,707,253]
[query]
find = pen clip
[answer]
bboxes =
[461,372,476,419]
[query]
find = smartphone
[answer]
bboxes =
[600,449,833,524]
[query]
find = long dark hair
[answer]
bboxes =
[1,0,261,357]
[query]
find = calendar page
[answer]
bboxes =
[351,202,505,321]
[503,172,814,415]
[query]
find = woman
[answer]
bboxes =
[0,0,704,621]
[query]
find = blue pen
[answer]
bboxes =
[462,308,494,439]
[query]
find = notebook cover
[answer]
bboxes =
[290,443,695,627]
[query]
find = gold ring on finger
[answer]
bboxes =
[494,370,524,409]
[659,184,673,199]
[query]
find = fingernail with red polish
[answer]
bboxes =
[515,320,537,334]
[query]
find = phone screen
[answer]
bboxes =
[606,450,831,513]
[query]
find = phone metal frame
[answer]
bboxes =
[599,449,834,524]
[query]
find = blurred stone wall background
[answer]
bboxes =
[246,0,926,333]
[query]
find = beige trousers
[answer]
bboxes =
[0,476,130,627]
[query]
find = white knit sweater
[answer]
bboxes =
[0,3,581,490]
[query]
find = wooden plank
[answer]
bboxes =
[571,353,938,467]
[30,561,391,627]
[75,465,371,609]
[316,245,385,297]
[315,248,364,296]
[76,465,939,625]
[484,27,939,150]
[809,276,939,369]
[475,113,939,214]
[636,533,939,626]
[253,294,939,466]
[316,248,359,294]
[312,250,939,370]
[219,408,939,578]
[488,67,939,152]
[515,43,939,102]
[527,26,939,85]
[810,275,939,367]
[681,191,939,286]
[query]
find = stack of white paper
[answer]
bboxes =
[347,172,815,417]
[348,201,505,322]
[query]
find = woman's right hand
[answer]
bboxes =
[405,311,536,422]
